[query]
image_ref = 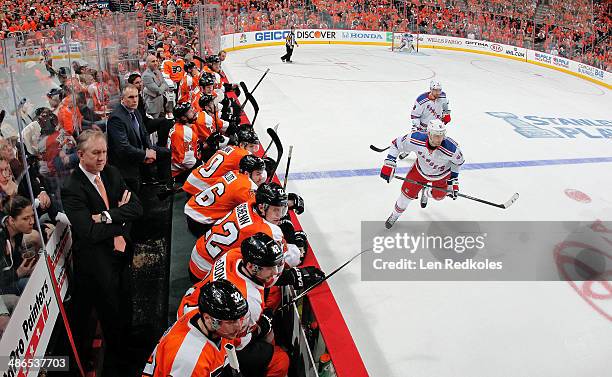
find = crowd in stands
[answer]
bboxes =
[1,0,608,70]
[0,0,113,38]
[218,0,610,70]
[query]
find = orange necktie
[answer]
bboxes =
[94,176,127,252]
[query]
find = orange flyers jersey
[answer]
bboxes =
[142,310,229,377]
[178,72,200,103]
[184,171,257,225]
[189,201,285,280]
[183,146,249,196]
[168,123,200,177]
[193,111,224,142]
[179,249,264,349]
[162,59,185,82]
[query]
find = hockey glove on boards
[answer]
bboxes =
[380,158,396,183]
[288,193,304,215]
[277,266,325,290]
[447,178,459,199]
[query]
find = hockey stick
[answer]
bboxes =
[238,68,269,111]
[279,248,372,311]
[239,81,260,125]
[263,123,280,156]
[251,67,270,94]
[393,175,520,209]
[266,127,284,182]
[370,144,389,153]
[283,145,293,189]
[224,344,241,376]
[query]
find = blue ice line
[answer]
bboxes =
[277,157,612,181]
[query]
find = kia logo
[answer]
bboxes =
[490,44,503,52]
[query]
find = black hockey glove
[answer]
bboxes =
[220,96,231,109]
[206,131,225,150]
[254,309,274,340]
[294,231,308,263]
[294,231,308,250]
[277,266,325,290]
[223,83,241,97]
[278,215,296,242]
[263,156,276,178]
[288,193,304,215]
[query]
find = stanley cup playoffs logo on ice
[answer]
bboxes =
[486,112,612,139]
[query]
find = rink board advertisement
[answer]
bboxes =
[14,42,83,63]
[221,30,611,88]
[0,223,72,375]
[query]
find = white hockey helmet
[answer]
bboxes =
[430,80,442,91]
[427,119,446,136]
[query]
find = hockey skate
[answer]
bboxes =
[420,188,429,208]
[385,212,400,229]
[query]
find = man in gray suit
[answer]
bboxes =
[141,54,169,119]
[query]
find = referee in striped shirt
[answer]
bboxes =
[281,26,299,63]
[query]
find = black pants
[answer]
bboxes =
[70,251,133,377]
[123,148,171,195]
[281,45,294,62]
[144,116,173,147]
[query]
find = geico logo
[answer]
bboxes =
[255,31,290,41]
[296,30,336,39]
[490,44,503,52]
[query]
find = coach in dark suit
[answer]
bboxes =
[61,130,143,376]
[107,84,170,194]
[126,72,173,147]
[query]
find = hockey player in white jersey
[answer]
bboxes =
[398,33,415,52]
[410,81,451,132]
[380,119,464,229]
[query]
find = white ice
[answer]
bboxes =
[224,45,612,377]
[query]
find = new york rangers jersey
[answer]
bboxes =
[410,91,450,132]
[388,132,464,180]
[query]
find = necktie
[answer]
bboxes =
[94,176,127,253]
[130,112,142,146]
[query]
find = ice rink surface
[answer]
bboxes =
[224,45,612,377]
